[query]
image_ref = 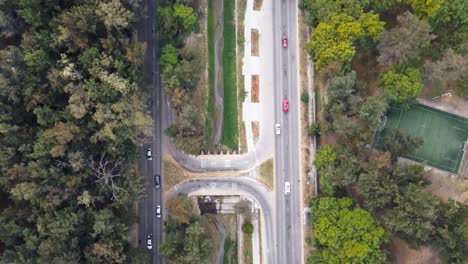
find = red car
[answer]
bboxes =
[282,34,288,48]
[282,99,289,113]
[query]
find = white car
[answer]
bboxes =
[146,147,152,160]
[275,124,281,135]
[146,234,153,249]
[156,205,161,218]
[284,182,290,195]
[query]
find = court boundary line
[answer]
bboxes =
[382,104,468,174]
[412,105,468,125]
[405,154,458,171]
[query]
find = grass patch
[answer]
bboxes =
[206,0,215,146]
[163,157,188,191]
[223,233,233,264]
[236,0,247,153]
[258,158,274,189]
[221,0,239,149]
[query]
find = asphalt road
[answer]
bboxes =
[138,0,302,263]
[274,0,303,263]
[137,0,164,263]
[165,177,276,263]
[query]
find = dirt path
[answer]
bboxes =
[213,0,225,145]
[212,216,227,264]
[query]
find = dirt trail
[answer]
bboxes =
[213,0,225,145]
[212,216,227,264]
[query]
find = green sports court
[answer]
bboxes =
[378,104,468,174]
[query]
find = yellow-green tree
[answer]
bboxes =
[306,13,384,70]
[309,197,387,264]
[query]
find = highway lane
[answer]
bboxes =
[274,0,303,263]
[137,0,164,263]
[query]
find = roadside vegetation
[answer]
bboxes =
[160,195,213,263]
[301,0,468,263]
[157,1,208,154]
[221,0,239,149]
[207,0,215,146]
[0,0,152,262]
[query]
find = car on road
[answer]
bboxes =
[154,175,160,188]
[282,99,289,113]
[146,234,153,249]
[275,124,281,135]
[146,147,152,160]
[156,205,161,218]
[282,33,288,48]
[284,181,290,195]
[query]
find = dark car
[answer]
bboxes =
[154,175,160,188]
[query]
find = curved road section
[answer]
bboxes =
[166,177,276,264]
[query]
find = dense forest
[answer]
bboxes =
[0,0,152,262]
[301,0,468,263]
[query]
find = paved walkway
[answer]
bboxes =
[242,0,274,153]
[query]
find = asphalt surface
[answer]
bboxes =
[165,177,276,263]
[273,0,303,263]
[137,0,164,263]
[138,0,302,263]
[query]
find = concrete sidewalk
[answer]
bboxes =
[242,0,274,154]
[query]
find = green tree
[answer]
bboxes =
[300,0,366,26]
[167,195,194,224]
[359,97,387,128]
[367,0,402,12]
[377,12,436,67]
[160,44,179,72]
[160,219,212,264]
[97,0,134,31]
[379,67,423,107]
[309,197,387,264]
[306,14,361,70]
[411,0,445,18]
[313,144,336,171]
[380,129,423,162]
[423,48,468,90]
[173,3,197,31]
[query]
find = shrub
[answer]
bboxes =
[308,123,320,136]
[242,220,254,235]
[301,91,310,104]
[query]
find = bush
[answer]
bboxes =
[305,237,312,245]
[308,123,320,136]
[242,220,254,235]
[301,91,310,104]
[164,126,178,137]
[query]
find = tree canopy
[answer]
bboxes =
[0,0,151,262]
[379,67,423,107]
[377,11,436,68]
[306,12,384,70]
[309,197,387,264]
